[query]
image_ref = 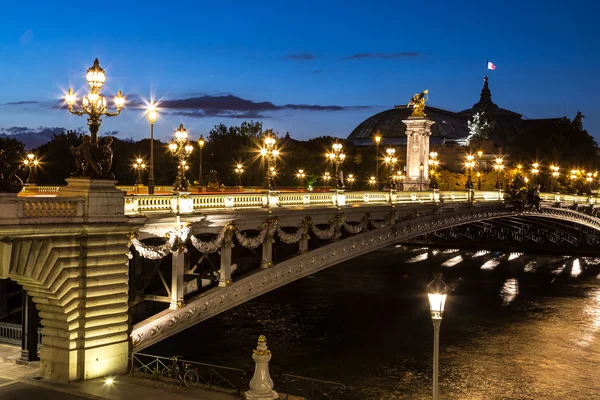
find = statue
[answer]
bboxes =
[207,170,220,191]
[70,135,116,179]
[0,149,24,193]
[407,89,429,117]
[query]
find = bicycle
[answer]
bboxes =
[160,355,200,388]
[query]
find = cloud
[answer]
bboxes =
[342,52,420,60]
[19,29,34,45]
[158,94,371,118]
[286,53,316,60]
[0,126,120,149]
[1,101,39,106]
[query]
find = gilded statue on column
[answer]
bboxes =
[407,89,429,117]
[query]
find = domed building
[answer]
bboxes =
[347,76,561,171]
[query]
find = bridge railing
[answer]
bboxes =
[0,321,42,348]
[281,374,346,400]
[16,198,85,219]
[130,352,247,394]
[122,190,508,215]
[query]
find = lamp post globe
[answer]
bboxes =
[169,124,193,192]
[427,273,449,400]
[146,104,158,194]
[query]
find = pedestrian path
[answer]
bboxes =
[0,344,240,400]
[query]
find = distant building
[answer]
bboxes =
[347,76,562,172]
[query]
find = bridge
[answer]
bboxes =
[1,178,599,381]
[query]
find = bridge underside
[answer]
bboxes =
[130,203,600,351]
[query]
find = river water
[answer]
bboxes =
[149,246,600,399]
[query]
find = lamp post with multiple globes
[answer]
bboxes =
[346,174,356,191]
[327,140,346,190]
[23,153,39,185]
[531,162,540,184]
[428,151,439,190]
[169,124,194,191]
[133,158,146,185]
[64,59,125,146]
[368,176,377,190]
[260,135,279,190]
[465,155,475,190]
[384,147,397,190]
[146,105,158,194]
[427,273,449,400]
[322,172,331,190]
[296,169,306,189]
[394,170,406,191]
[234,163,244,186]
[550,165,560,192]
[494,157,504,190]
[198,135,205,187]
[374,133,382,190]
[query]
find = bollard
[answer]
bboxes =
[245,335,278,400]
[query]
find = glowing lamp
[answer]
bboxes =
[427,273,449,319]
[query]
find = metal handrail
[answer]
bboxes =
[281,374,346,400]
[130,352,247,394]
[0,321,42,348]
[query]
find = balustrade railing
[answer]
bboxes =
[17,198,84,218]
[130,352,247,394]
[281,374,346,400]
[0,322,42,347]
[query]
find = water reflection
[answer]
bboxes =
[500,278,519,305]
[442,255,463,267]
[571,258,582,277]
[481,259,500,270]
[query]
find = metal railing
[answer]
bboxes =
[0,322,42,347]
[130,352,247,394]
[281,374,346,400]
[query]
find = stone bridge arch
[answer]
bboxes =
[0,224,133,381]
[131,204,600,351]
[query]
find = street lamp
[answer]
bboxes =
[64,58,125,146]
[493,157,504,190]
[394,170,406,191]
[146,104,158,194]
[322,171,331,190]
[22,153,39,185]
[235,163,244,186]
[169,124,193,191]
[384,147,398,190]
[427,273,449,400]
[261,135,279,190]
[346,174,356,191]
[327,140,346,190]
[368,175,377,190]
[476,172,481,190]
[295,169,307,189]
[198,135,205,186]
[428,151,439,190]
[133,158,146,185]
[419,162,425,191]
[465,155,475,190]
[374,133,381,189]
[531,162,540,184]
[550,165,559,192]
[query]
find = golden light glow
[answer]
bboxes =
[374,134,381,144]
[65,88,76,105]
[198,135,205,148]
[477,150,483,157]
[147,104,158,124]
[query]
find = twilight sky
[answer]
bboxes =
[0,0,599,143]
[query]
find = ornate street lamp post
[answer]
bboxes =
[394,170,406,191]
[494,157,504,190]
[368,175,377,190]
[133,158,146,185]
[427,273,449,400]
[374,133,381,190]
[347,174,356,191]
[296,169,306,189]
[169,124,194,191]
[384,147,398,190]
[531,162,540,184]
[23,153,39,185]
[64,59,125,178]
[428,151,439,190]
[465,155,475,194]
[235,163,244,186]
[261,135,279,190]
[198,135,205,186]
[146,105,158,194]
[550,165,559,192]
[322,172,331,190]
[419,162,425,191]
[327,140,346,190]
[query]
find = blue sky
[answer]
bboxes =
[0,0,599,142]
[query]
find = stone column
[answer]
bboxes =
[403,117,434,191]
[19,291,39,363]
[261,236,273,269]
[245,335,278,400]
[170,251,185,309]
[218,228,235,287]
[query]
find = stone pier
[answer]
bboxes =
[403,116,434,191]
